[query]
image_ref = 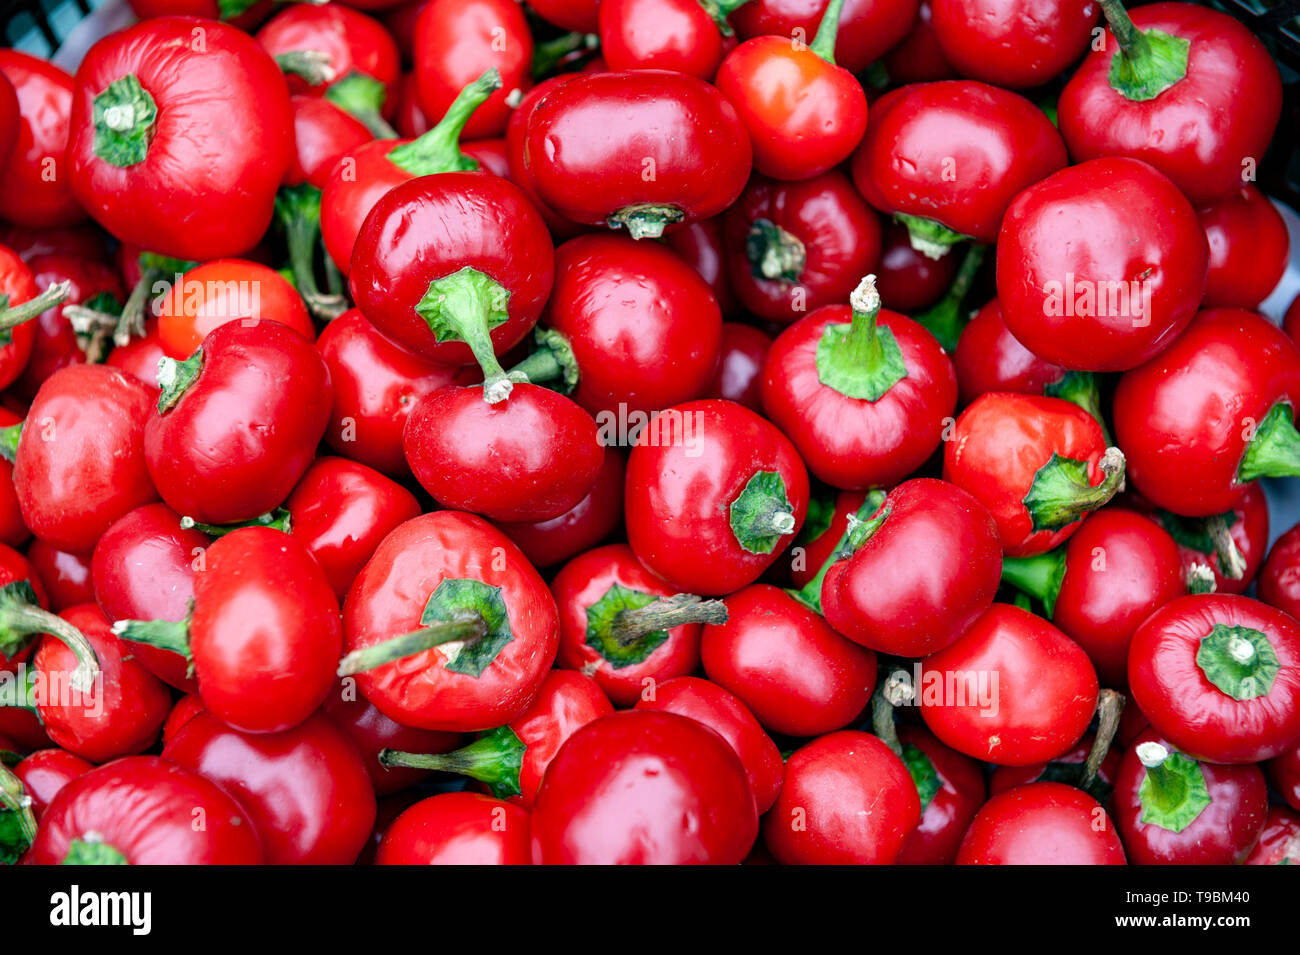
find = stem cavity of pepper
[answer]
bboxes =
[606,204,686,241]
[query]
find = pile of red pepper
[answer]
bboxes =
[1,0,1299,866]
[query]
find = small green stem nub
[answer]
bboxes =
[746,218,807,284]
[0,282,71,333]
[870,667,914,757]
[60,836,129,865]
[337,616,489,677]
[0,423,21,464]
[1021,446,1126,533]
[1186,563,1216,595]
[696,0,751,37]
[607,204,686,241]
[180,508,291,538]
[111,617,192,669]
[92,74,157,168]
[1001,549,1067,617]
[380,725,526,799]
[0,762,37,865]
[912,244,985,352]
[386,69,501,176]
[156,350,204,414]
[1097,0,1190,102]
[1136,741,1211,832]
[894,213,971,261]
[809,0,847,64]
[816,275,908,400]
[275,50,336,86]
[414,267,516,403]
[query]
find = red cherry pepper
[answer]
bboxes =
[1199,185,1289,310]
[493,448,625,569]
[706,322,770,412]
[531,709,758,864]
[636,676,784,813]
[1113,308,1300,517]
[1113,730,1267,865]
[350,171,554,400]
[144,320,332,526]
[1266,744,1300,812]
[599,0,737,80]
[68,16,294,261]
[0,52,84,228]
[956,782,1126,864]
[930,0,1099,88]
[32,604,170,763]
[27,756,263,864]
[722,170,881,323]
[552,543,715,706]
[539,234,723,417]
[996,157,1208,372]
[761,277,957,491]
[165,709,377,865]
[945,392,1125,557]
[257,3,401,137]
[91,503,206,691]
[522,70,752,239]
[12,748,92,821]
[954,298,1076,407]
[663,216,740,316]
[701,584,876,737]
[874,220,960,313]
[341,511,559,732]
[503,75,590,240]
[414,0,532,140]
[1059,1,1282,207]
[1001,508,1189,686]
[162,693,204,746]
[117,526,342,735]
[25,540,94,613]
[381,668,613,807]
[1260,521,1300,623]
[920,603,1100,766]
[322,681,462,796]
[376,791,531,864]
[894,724,987,866]
[714,0,868,181]
[0,224,105,265]
[285,95,373,190]
[988,728,1122,799]
[851,80,1066,255]
[1130,485,1268,596]
[1128,594,1300,764]
[285,456,421,599]
[820,478,1001,657]
[12,364,158,554]
[1243,806,1300,866]
[625,398,809,595]
[765,730,921,865]
[732,0,919,76]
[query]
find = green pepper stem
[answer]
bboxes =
[607,594,728,647]
[275,184,347,321]
[1001,549,1066,616]
[1135,741,1184,806]
[1205,514,1246,580]
[337,615,489,676]
[789,489,887,613]
[385,69,500,176]
[0,602,101,694]
[870,667,914,757]
[0,282,71,332]
[809,0,847,64]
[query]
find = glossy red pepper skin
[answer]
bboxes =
[15,254,123,402]
[376,791,531,864]
[822,479,1001,657]
[0,72,18,180]
[504,75,590,240]
[1059,3,1281,207]
[257,4,400,112]
[350,172,554,366]
[187,527,341,734]
[875,220,960,312]
[0,245,41,391]
[493,448,625,569]
[1045,509,1186,687]
[28,756,264,865]
[0,707,50,752]
[895,725,987,866]
[945,392,1114,557]
[0,543,46,674]
[522,70,752,237]
[0,52,84,228]
[0,224,105,265]
[104,318,166,393]
[1198,185,1289,310]
[636,676,783,813]
[285,96,373,190]
[343,511,559,732]
[1129,485,1268,597]
[1114,309,1300,518]
[714,36,868,182]
[722,171,880,323]
[625,399,809,595]
[1260,522,1300,622]
[12,749,93,821]
[953,298,1066,405]
[1244,806,1300,865]
[315,309,463,478]
[33,604,171,763]
[0,407,27,549]
[552,543,702,707]
[852,81,1067,245]
[787,488,868,590]
[544,234,722,417]
[663,216,740,316]
[68,17,294,261]
[600,0,731,80]
[285,457,421,600]
[956,782,1126,864]
[91,503,205,691]
[762,304,956,490]
[531,710,758,865]
[528,0,599,31]
[921,603,1099,766]
[323,682,462,796]
[14,364,158,555]
[1113,729,1267,865]
[165,709,376,865]
[732,0,919,75]
[765,730,921,865]
[996,158,1208,372]
[987,730,1121,796]
[320,139,424,274]
[1129,594,1300,764]
[25,541,93,612]
[882,0,956,84]
[930,0,1098,88]
[414,0,532,140]
[404,383,604,522]
[162,693,204,746]
[701,584,876,737]
[706,323,770,412]
[1266,745,1300,812]
[144,320,333,526]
